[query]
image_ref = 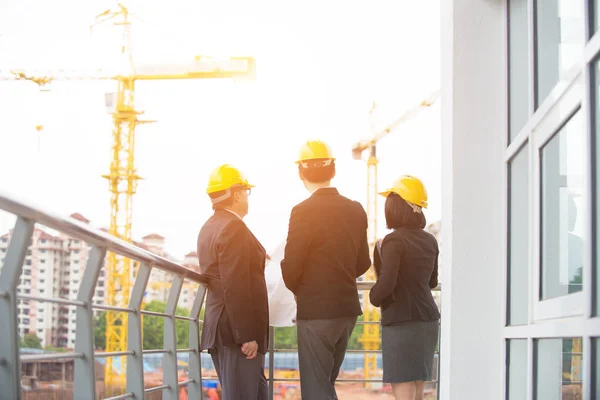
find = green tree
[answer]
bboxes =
[44,346,68,352]
[347,315,365,350]
[143,300,191,349]
[93,301,192,351]
[93,312,107,350]
[20,333,42,349]
[273,327,298,350]
[270,316,367,351]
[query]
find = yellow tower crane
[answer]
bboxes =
[1,4,256,393]
[351,90,440,387]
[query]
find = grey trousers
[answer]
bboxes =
[209,344,268,400]
[297,316,358,400]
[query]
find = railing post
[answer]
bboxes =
[125,262,152,398]
[0,217,34,400]
[268,325,275,400]
[188,283,207,400]
[163,275,184,400]
[74,245,106,400]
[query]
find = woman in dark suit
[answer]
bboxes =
[369,175,440,400]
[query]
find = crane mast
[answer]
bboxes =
[93,6,145,391]
[352,91,439,388]
[1,4,256,393]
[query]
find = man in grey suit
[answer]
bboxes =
[281,140,371,399]
[198,164,269,400]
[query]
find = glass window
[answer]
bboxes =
[595,61,600,315]
[509,144,529,325]
[508,340,528,398]
[509,0,531,140]
[594,0,600,35]
[594,339,600,397]
[535,0,585,107]
[535,338,583,399]
[540,111,585,300]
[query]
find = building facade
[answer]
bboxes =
[441,0,595,398]
[0,214,105,349]
[0,219,199,350]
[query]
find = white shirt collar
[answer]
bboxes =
[311,186,334,194]
[224,208,243,220]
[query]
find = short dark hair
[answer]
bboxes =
[384,193,426,230]
[209,187,243,210]
[298,161,336,183]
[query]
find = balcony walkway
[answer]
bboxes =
[0,191,440,400]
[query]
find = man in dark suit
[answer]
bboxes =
[281,140,371,399]
[197,164,269,400]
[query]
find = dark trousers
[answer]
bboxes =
[296,316,357,399]
[209,341,268,400]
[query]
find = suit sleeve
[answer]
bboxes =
[281,205,311,294]
[217,219,256,344]
[430,246,439,289]
[369,237,405,307]
[355,202,371,278]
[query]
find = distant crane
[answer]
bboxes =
[352,90,439,387]
[0,4,256,393]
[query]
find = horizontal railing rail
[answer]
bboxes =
[0,190,208,400]
[0,191,207,283]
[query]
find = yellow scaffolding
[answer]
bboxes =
[1,5,256,392]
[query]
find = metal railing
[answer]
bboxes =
[0,191,208,400]
[265,284,442,399]
[0,190,441,399]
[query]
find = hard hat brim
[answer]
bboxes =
[378,191,392,198]
[295,157,336,164]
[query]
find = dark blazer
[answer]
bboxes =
[281,187,371,320]
[197,210,269,354]
[369,227,440,325]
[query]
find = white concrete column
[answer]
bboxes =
[440,0,508,399]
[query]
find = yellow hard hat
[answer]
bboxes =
[379,175,428,208]
[206,164,254,194]
[296,140,335,165]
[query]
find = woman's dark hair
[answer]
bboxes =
[384,192,426,230]
[298,161,336,183]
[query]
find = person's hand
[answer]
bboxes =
[241,340,258,359]
[294,295,297,302]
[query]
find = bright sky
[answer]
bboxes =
[0,0,441,259]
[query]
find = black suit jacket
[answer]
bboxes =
[369,227,440,325]
[281,187,371,320]
[197,210,269,354]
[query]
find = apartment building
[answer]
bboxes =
[141,235,200,311]
[0,213,106,349]
[180,251,200,309]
